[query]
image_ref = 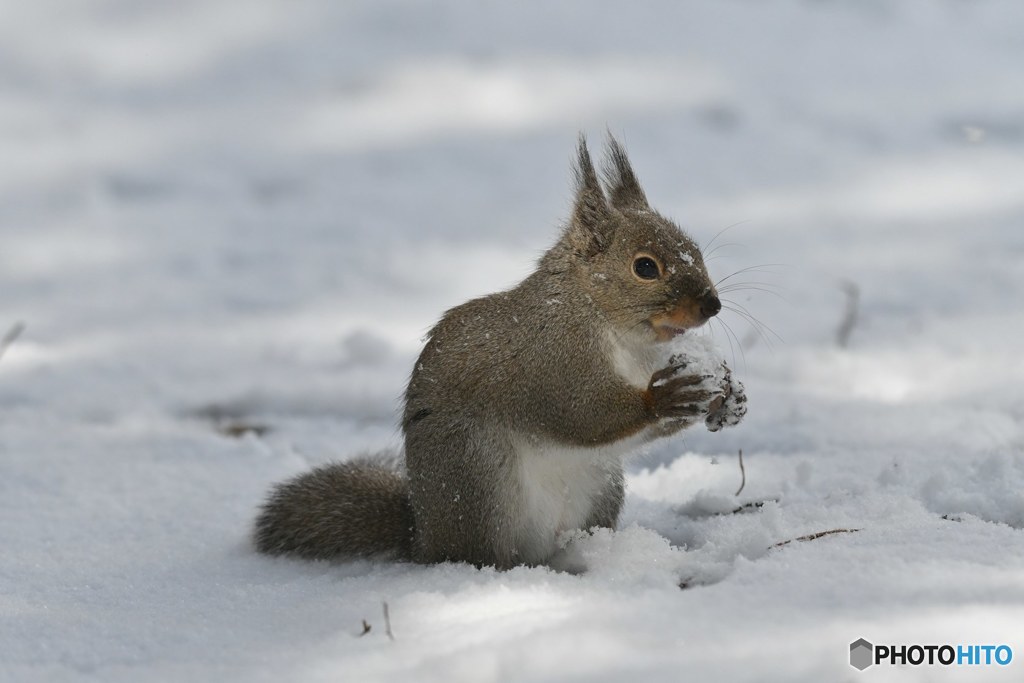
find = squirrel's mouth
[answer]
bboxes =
[649,302,708,342]
[658,324,688,338]
[651,322,703,342]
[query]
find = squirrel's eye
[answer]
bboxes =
[632,256,660,280]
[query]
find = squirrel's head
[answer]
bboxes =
[552,135,720,343]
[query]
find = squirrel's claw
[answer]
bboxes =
[647,357,722,422]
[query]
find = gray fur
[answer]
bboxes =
[254,456,414,560]
[253,135,746,568]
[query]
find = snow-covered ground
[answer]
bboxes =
[3,1,1024,681]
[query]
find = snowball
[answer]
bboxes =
[660,332,729,384]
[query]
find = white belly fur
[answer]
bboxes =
[511,429,654,564]
[604,327,661,389]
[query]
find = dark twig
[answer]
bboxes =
[836,281,860,348]
[217,421,270,439]
[735,449,746,496]
[727,499,777,515]
[358,620,372,637]
[383,601,394,641]
[0,322,25,363]
[771,528,861,549]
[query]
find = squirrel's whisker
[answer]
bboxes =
[721,302,782,351]
[711,317,745,372]
[723,299,781,338]
[715,263,789,287]
[718,284,790,303]
[702,241,745,261]
[700,220,750,258]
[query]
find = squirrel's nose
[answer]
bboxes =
[700,293,722,319]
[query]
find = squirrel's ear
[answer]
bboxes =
[568,135,612,257]
[603,136,650,211]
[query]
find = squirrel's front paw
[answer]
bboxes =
[647,359,721,423]
[705,363,747,432]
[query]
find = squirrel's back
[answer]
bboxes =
[404,270,611,439]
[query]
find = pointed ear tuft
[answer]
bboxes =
[603,135,649,211]
[567,134,612,257]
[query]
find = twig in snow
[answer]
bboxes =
[735,449,746,496]
[0,322,25,363]
[727,499,777,515]
[382,601,394,641]
[216,421,270,439]
[358,620,372,637]
[836,281,860,348]
[771,528,861,549]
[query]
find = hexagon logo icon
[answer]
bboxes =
[850,638,874,670]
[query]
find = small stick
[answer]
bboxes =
[836,281,860,348]
[0,322,25,363]
[771,528,861,549]
[382,601,394,641]
[727,499,777,515]
[734,449,746,496]
[358,620,372,636]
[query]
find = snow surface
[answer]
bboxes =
[3,1,1024,682]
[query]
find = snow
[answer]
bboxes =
[3,1,1024,682]
[661,332,726,381]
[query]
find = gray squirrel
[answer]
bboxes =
[254,136,747,568]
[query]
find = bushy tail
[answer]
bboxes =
[254,456,415,560]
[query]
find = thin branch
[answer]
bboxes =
[724,499,778,515]
[358,620,372,637]
[382,601,394,641]
[217,421,270,439]
[735,449,746,496]
[771,528,861,549]
[836,281,860,348]
[0,322,25,363]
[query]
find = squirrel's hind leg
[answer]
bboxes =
[406,423,523,569]
[581,471,625,531]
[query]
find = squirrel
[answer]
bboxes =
[254,135,747,569]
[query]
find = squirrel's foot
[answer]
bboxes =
[705,363,747,432]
